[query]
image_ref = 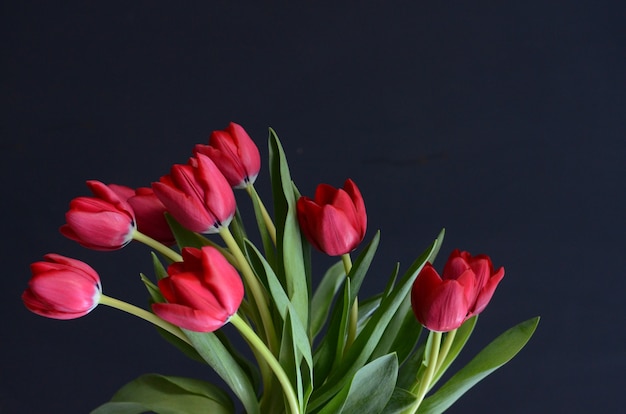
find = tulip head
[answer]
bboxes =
[152,154,236,234]
[152,246,244,332]
[110,184,175,246]
[194,122,261,189]
[411,249,504,332]
[22,254,102,320]
[296,179,367,256]
[60,180,136,251]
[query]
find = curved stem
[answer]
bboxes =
[219,226,279,354]
[408,331,442,412]
[246,184,277,245]
[342,253,358,351]
[99,294,191,345]
[230,313,301,414]
[132,230,183,262]
[433,329,457,380]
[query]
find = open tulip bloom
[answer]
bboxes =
[23,123,539,414]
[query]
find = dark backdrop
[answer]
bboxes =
[3,2,625,413]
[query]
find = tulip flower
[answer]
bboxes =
[296,179,367,256]
[152,246,244,332]
[60,180,136,250]
[411,250,505,332]
[152,154,236,234]
[194,122,261,189]
[22,254,102,320]
[110,184,175,246]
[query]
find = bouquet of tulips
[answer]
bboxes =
[23,123,539,414]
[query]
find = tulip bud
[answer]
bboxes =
[152,246,244,332]
[60,180,136,250]
[22,254,102,320]
[411,250,505,332]
[109,184,175,246]
[296,179,367,256]
[152,154,236,234]
[194,122,261,189]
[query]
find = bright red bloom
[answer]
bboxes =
[60,180,136,250]
[296,179,367,256]
[22,254,102,320]
[110,184,175,246]
[152,154,236,234]
[152,246,244,332]
[194,122,261,189]
[411,250,505,332]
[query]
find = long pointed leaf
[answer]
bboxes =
[419,316,540,414]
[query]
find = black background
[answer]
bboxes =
[3,2,625,413]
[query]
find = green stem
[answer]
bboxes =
[219,226,279,354]
[433,329,457,381]
[98,294,191,345]
[246,184,277,245]
[342,253,358,351]
[408,331,442,413]
[230,313,301,414]
[132,230,183,262]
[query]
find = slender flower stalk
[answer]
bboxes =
[99,294,191,346]
[342,253,359,351]
[131,229,183,262]
[230,313,301,414]
[245,183,277,245]
[219,226,279,353]
[406,331,442,413]
[433,329,457,380]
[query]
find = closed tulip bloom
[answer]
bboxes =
[296,179,367,256]
[152,246,244,332]
[22,254,102,320]
[411,250,505,332]
[194,122,261,189]
[60,180,136,250]
[152,154,236,234]
[110,184,175,246]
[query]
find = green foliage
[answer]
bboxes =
[90,374,234,414]
[95,129,538,414]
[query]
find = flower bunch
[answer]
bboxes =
[23,122,538,414]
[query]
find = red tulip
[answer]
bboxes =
[60,180,136,250]
[194,122,261,189]
[22,254,102,320]
[110,184,175,246]
[152,154,236,234]
[152,246,244,332]
[411,250,505,332]
[296,179,367,256]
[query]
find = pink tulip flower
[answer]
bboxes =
[152,154,236,234]
[411,250,505,332]
[152,246,244,332]
[194,122,261,189]
[22,254,102,320]
[296,179,367,256]
[60,180,136,250]
[110,184,175,246]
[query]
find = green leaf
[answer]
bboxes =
[269,128,310,331]
[245,239,313,371]
[371,295,422,365]
[381,388,418,414]
[318,353,398,414]
[184,330,260,414]
[310,260,345,339]
[419,316,540,414]
[309,232,441,411]
[90,374,233,414]
[345,231,380,307]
